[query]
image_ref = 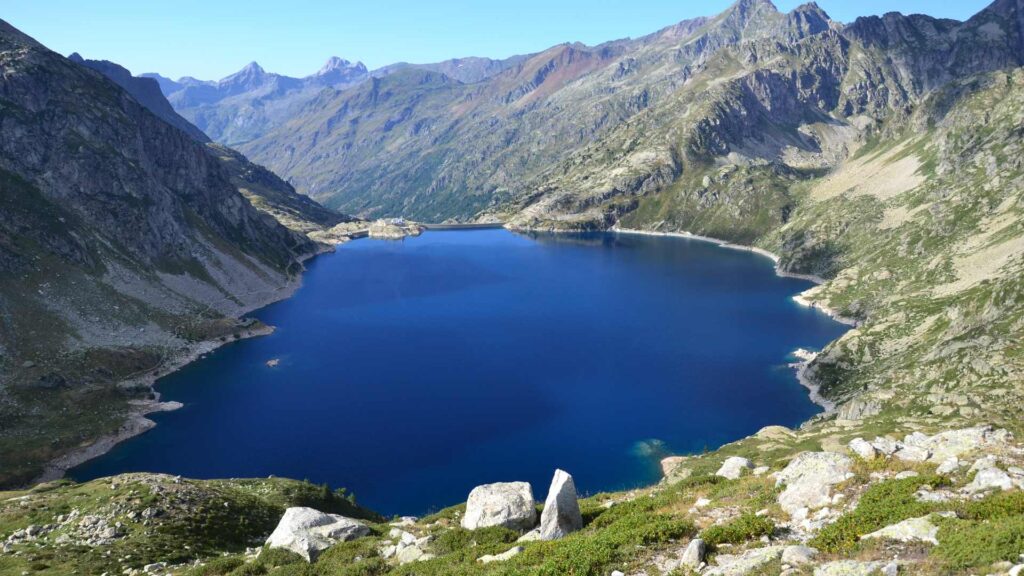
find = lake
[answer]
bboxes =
[71,229,848,516]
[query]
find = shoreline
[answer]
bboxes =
[609,227,859,327]
[34,243,336,485]
[610,226,854,413]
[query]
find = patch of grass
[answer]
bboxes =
[809,475,946,553]
[700,513,775,547]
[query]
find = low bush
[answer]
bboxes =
[700,513,774,547]
[810,475,945,553]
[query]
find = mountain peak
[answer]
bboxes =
[241,61,265,74]
[317,56,368,76]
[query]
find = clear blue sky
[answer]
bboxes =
[3,0,994,81]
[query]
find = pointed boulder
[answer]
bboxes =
[539,469,583,540]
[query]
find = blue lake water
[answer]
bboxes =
[72,229,848,515]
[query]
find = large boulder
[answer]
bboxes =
[462,482,537,531]
[716,457,754,480]
[776,452,854,515]
[862,515,940,545]
[539,469,583,540]
[266,507,370,562]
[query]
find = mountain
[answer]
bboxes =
[76,54,354,235]
[374,54,533,84]
[67,52,211,142]
[231,1,853,220]
[0,19,344,485]
[152,57,371,145]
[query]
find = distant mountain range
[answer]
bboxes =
[138,54,530,148]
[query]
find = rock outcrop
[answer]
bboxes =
[265,507,370,562]
[716,456,755,480]
[461,482,537,531]
[538,469,583,540]
[775,452,854,515]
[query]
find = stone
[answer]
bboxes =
[814,560,884,576]
[893,445,931,462]
[964,466,1014,493]
[881,562,899,576]
[869,437,901,456]
[936,457,961,475]
[781,545,818,565]
[462,482,536,531]
[913,425,1013,462]
[265,507,370,562]
[848,438,878,460]
[681,538,706,568]
[894,471,919,480]
[704,546,785,576]
[753,466,770,476]
[776,452,854,515]
[516,529,541,542]
[716,457,755,480]
[539,469,582,540]
[862,515,940,545]
[477,546,524,563]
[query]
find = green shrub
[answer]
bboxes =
[188,556,245,576]
[431,526,519,556]
[700,513,774,547]
[955,490,1024,521]
[512,513,694,576]
[810,475,945,553]
[935,515,1024,569]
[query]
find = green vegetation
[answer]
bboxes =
[810,475,946,553]
[699,513,775,548]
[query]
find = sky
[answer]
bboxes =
[2,0,995,81]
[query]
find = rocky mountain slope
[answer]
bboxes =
[67,53,211,143]
[0,19,347,487]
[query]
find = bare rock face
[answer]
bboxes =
[775,452,853,515]
[266,507,370,562]
[461,482,537,531]
[538,469,583,540]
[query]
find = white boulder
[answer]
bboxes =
[776,452,854,515]
[782,545,818,565]
[848,438,878,460]
[538,469,583,540]
[462,482,537,531]
[861,515,940,545]
[964,465,1014,494]
[265,507,370,562]
[478,546,524,563]
[681,538,706,569]
[716,457,755,480]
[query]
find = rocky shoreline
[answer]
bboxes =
[33,245,334,485]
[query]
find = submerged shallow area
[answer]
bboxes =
[72,229,848,515]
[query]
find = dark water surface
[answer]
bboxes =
[72,230,848,515]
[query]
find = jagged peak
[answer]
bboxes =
[317,56,367,76]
